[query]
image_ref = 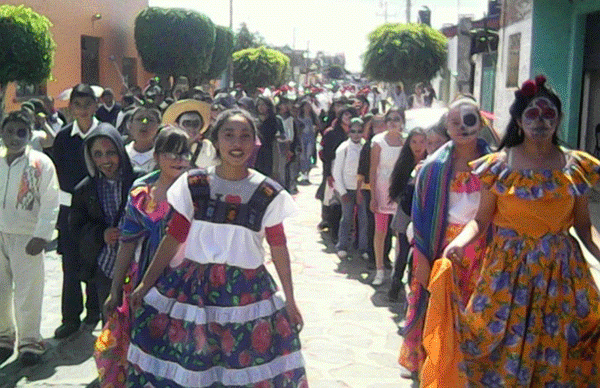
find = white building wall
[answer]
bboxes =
[473,54,483,103]
[493,17,533,137]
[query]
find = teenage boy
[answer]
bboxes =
[95,88,121,126]
[52,84,101,338]
[332,117,368,259]
[0,111,59,365]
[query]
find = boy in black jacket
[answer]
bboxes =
[52,84,101,338]
[70,124,139,323]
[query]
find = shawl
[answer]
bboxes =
[412,138,491,263]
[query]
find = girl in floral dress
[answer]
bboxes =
[400,97,491,381]
[96,127,190,387]
[442,76,600,386]
[127,109,307,387]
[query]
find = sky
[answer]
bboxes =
[149,0,489,72]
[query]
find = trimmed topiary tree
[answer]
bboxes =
[0,5,55,119]
[363,23,447,85]
[134,7,216,86]
[202,25,234,83]
[232,46,290,94]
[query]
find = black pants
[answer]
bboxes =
[390,232,410,289]
[58,209,100,325]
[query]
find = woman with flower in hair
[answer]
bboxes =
[430,75,600,386]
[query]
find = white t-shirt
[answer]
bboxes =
[167,167,297,269]
[126,143,156,173]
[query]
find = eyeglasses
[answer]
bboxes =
[523,99,558,122]
[349,130,363,134]
[161,152,192,161]
[180,119,202,129]
[386,116,403,122]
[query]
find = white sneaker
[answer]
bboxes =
[361,252,369,260]
[337,250,348,259]
[372,270,385,285]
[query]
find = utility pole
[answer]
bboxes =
[406,0,411,23]
[225,0,233,90]
[376,0,398,23]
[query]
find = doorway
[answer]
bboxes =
[580,12,600,156]
[81,36,100,85]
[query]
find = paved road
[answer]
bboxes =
[0,165,414,388]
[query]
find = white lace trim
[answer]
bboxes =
[127,345,304,387]
[143,287,287,324]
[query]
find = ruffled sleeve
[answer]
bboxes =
[468,152,508,189]
[261,190,298,229]
[166,171,195,221]
[564,150,600,196]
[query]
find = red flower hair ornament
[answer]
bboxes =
[518,75,548,98]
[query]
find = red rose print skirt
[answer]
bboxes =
[127,259,308,388]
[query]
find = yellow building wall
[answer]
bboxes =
[4,0,152,111]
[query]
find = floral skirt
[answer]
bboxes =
[423,227,600,387]
[458,227,600,387]
[399,223,485,375]
[126,260,307,388]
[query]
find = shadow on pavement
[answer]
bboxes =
[0,330,96,388]
[319,229,409,331]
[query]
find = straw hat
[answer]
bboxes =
[162,99,211,134]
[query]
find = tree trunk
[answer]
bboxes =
[0,83,8,123]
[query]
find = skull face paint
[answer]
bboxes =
[460,105,481,137]
[446,103,481,144]
[520,97,559,140]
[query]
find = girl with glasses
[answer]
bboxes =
[98,127,190,387]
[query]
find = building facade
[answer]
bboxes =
[494,0,600,152]
[4,0,151,111]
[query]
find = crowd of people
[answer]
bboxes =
[1,72,600,388]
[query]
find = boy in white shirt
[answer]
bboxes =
[332,118,368,259]
[0,111,59,366]
[125,106,161,173]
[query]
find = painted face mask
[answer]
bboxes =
[460,105,480,137]
[523,98,557,122]
[520,97,559,138]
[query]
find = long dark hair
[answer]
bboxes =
[209,108,258,148]
[499,75,562,149]
[389,128,427,200]
[298,99,318,125]
[333,105,359,132]
[256,96,276,121]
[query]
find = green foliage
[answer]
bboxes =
[232,46,290,91]
[234,23,268,52]
[202,25,233,82]
[363,23,447,84]
[0,5,55,86]
[134,7,216,79]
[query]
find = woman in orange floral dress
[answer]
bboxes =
[438,76,600,387]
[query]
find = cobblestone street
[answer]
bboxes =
[0,165,415,388]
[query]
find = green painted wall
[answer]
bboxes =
[531,0,600,147]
